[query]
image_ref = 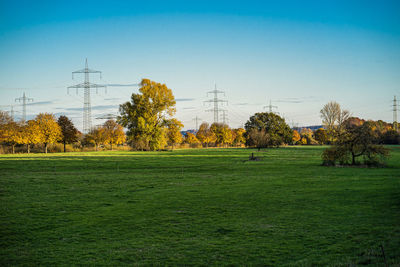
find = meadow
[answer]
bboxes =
[1,147,399,266]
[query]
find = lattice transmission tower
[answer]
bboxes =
[204,84,227,123]
[192,116,202,131]
[220,110,229,125]
[15,92,33,122]
[0,105,17,121]
[264,99,278,113]
[394,95,398,131]
[68,59,106,133]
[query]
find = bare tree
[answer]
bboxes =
[320,101,350,143]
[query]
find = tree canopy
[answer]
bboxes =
[35,113,62,153]
[58,115,78,152]
[245,112,292,148]
[118,79,177,150]
[103,119,126,150]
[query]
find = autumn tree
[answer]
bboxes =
[103,119,126,150]
[118,79,176,151]
[248,128,270,151]
[196,122,216,147]
[166,118,183,149]
[185,132,200,147]
[292,130,301,144]
[22,120,40,153]
[300,128,317,145]
[35,113,62,153]
[1,121,23,154]
[314,128,328,145]
[210,123,233,147]
[57,115,78,152]
[232,128,246,147]
[245,112,292,147]
[85,127,107,151]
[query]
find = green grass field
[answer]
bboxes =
[1,147,399,266]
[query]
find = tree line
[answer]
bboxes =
[0,112,126,154]
[1,79,399,154]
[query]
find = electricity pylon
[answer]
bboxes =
[394,95,398,131]
[264,99,278,113]
[0,105,17,121]
[192,116,202,131]
[220,110,229,125]
[68,59,106,133]
[204,84,227,123]
[15,92,33,122]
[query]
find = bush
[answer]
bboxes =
[322,146,349,166]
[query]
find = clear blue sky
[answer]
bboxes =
[0,0,399,130]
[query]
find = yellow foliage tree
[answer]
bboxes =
[196,122,216,147]
[185,132,200,147]
[103,120,126,150]
[85,127,107,151]
[233,128,246,147]
[1,121,23,154]
[35,113,62,153]
[166,118,183,149]
[292,130,301,144]
[22,120,40,153]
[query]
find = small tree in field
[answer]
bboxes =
[314,128,328,145]
[22,120,40,153]
[322,120,390,166]
[103,120,126,150]
[57,115,78,152]
[85,127,106,151]
[166,118,183,149]
[36,113,62,153]
[185,132,200,147]
[248,129,270,151]
[245,112,292,148]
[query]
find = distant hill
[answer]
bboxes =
[293,125,324,131]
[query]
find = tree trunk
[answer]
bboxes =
[12,144,15,154]
[110,142,113,151]
[45,143,48,154]
[27,144,30,153]
[352,152,356,165]
[95,144,98,151]
[63,141,66,153]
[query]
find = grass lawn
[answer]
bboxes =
[1,146,399,266]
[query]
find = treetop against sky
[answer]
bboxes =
[0,0,399,131]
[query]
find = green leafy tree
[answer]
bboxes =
[322,120,390,166]
[57,115,78,152]
[245,112,292,147]
[118,79,176,151]
[35,113,62,153]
